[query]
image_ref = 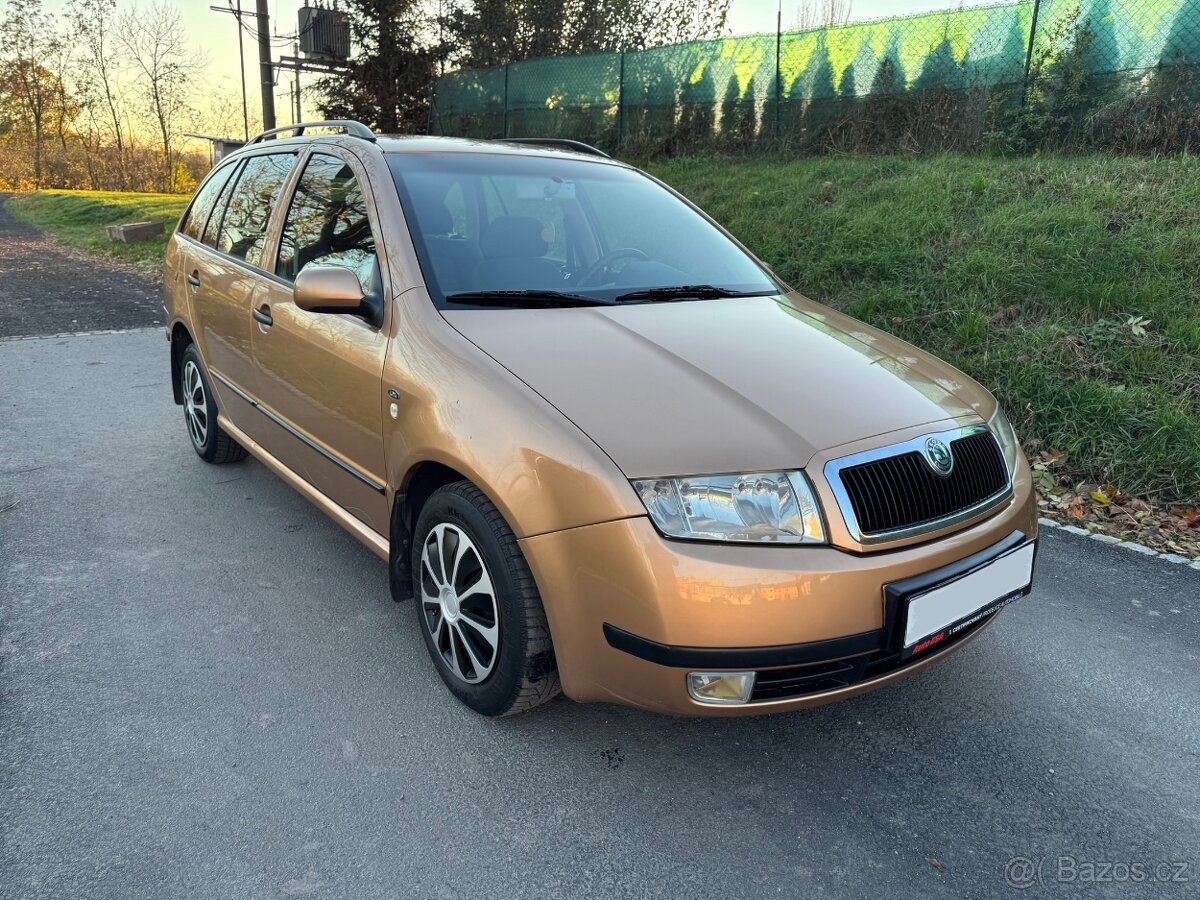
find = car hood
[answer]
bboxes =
[443,293,992,478]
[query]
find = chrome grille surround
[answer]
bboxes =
[824,424,1013,546]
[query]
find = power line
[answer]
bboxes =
[221,0,310,47]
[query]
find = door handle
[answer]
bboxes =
[187,271,201,289]
[253,307,273,327]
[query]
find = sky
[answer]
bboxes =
[41,0,1001,145]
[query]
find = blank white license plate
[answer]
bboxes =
[903,542,1036,652]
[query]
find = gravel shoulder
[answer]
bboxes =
[0,196,161,339]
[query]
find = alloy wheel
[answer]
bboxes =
[183,360,208,449]
[419,523,500,684]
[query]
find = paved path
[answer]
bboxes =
[0,197,160,338]
[1,219,1198,898]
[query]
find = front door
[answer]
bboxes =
[250,150,390,535]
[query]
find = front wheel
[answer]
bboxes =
[412,481,560,716]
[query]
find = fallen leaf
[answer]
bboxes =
[1125,315,1151,338]
[925,857,946,875]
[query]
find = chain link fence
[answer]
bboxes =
[430,0,1200,153]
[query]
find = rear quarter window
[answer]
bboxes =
[180,163,236,242]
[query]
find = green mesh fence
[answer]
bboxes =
[430,0,1200,151]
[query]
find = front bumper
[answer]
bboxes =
[519,467,1037,716]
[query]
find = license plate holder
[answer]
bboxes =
[884,532,1037,661]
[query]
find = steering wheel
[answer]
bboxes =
[574,247,650,288]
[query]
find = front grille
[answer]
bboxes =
[837,430,1009,538]
[751,657,868,701]
[748,612,996,703]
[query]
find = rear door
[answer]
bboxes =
[191,151,299,414]
[171,159,238,318]
[250,148,390,534]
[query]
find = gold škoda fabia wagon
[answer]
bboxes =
[164,121,1037,717]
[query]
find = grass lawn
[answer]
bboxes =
[6,190,187,269]
[8,156,1199,505]
[649,155,1200,505]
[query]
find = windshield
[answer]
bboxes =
[386,152,779,308]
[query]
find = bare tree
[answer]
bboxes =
[117,1,206,191]
[202,90,260,142]
[0,0,63,186]
[794,0,852,31]
[47,29,77,154]
[68,0,130,188]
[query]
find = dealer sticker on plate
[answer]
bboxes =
[902,541,1036,659]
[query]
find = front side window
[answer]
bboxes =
[216,152,297,267]
[387,153,778,307]
[181,162,236,242]
[276,153,378,294]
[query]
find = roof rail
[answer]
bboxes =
[494,137,611,159]
[247,120,376,145]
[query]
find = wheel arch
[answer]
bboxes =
[169,321,194,406]
[389,459,475,602]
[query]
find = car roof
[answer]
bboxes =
[240,133,617,163]
[229,121,620,165]
[382,135,625,166]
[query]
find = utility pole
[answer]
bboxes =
[256,0,276,131]
[236,1,249,139]
[210,2,252,140]
[294,42,302,123]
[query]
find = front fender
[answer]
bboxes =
[383,289,644,539]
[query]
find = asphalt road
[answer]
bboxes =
[2,220,1199,898]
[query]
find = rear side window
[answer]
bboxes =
[181,163,236,241]
[275,153,377,294]
[201,163,240,249]
[216,153,297,267]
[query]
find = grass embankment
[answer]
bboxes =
[6,190,187,269]
[649,155,1200,506]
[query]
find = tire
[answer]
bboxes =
[180,344,248,464]
[411,481,560,716]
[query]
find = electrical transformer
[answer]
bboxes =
[298,6,351,61]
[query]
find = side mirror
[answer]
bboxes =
[293,265,365,313]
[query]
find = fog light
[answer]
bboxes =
[687,672,756,705]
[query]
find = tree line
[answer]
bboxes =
[0,0,732,192]
[0,0,229,193]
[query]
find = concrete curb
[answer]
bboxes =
[1038,517,1200,570]
[0,326,160,343]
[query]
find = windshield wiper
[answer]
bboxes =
[613,285,778,303]
[444,290,617,308]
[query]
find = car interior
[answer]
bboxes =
[400,170,706,299]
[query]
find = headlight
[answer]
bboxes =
[632,471,825,544]
[988,403,1021,475]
